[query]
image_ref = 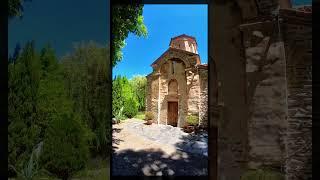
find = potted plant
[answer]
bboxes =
[144,111,154,125]
[185,114,199,133]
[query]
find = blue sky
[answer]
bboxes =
[8,0,109,57]
[8,0,310,76]
[113,5,208,79]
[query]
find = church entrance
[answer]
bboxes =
[167,101,178,127]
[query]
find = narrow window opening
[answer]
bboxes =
[172,61,176,74]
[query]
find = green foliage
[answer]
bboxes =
[8,0,32,19]
[134,111,145,120]
[130,75,147,111]
[123,98,139,118]
[10,142,46,180]
[145,111,154,120]
[112,4,147,66]
[8,0,23,18]
[186,114,199,126]
[41,113,89,180]
[8,41,42,176]
[112,75,141,119]
[8,41,109,178]
[61,42,111,157]
[40,44,58,77]
[115,106,126,121]
[241,169,284,180]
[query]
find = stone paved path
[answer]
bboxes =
[112,118,208,176]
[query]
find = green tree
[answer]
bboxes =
[39,44,58,77]
[112,75,139,118]
[130,75,147,111]
[41,113,89,180]
[112,4,147,66]
[123,97,138,118]
[61,42,111,156]
[8,41,41,176]
[36,49,73,139]
[112,75,124,117]
[8,0,31,19]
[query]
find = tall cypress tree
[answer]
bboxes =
[8,41,41,174]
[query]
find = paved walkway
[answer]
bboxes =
[112,118,208,176]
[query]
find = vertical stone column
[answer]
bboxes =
[157,72,161,125]
[210,1,249,179]
[240,19,288,172]
[281,8,312,180]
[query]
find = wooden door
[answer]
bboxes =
[167,102,178,127]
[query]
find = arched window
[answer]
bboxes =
[168,79,178,95]
[171,61,176,74]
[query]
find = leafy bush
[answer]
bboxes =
[115,106,126,121]
[186,114,199,126]
[145,111,154,120]
[123,98,138,118]
[10,142,46,180]
[241,169,284,180]
[41,113,89,180]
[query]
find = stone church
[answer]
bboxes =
[146,34,208,128]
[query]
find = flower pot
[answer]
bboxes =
[145,119,153,125]
[184,125,195,133]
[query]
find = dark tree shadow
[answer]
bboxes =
[112,148,207,176]
[112,128,123,152]
[174,130,208,157]
[112,123,209,176]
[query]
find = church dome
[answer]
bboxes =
[169,34,198,54]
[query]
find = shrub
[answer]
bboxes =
[10,142,45,180]
[186,114,199,126]
[41,113,89,180]
[123,98,138,118]
[115,106,126,120]
[145,111,154,120]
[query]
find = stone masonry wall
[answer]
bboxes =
[241,20,287,170]
[187,69,200,115]
[199,68,208,127]
[146,73,159,123]
[281,8,312,180]
[158,59,188,127]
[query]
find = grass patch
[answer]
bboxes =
[241,169,284,180]
[134,111,145,120]
[73,156,109,180]
[33,157,109,180]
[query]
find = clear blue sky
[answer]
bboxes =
[112,5,208,79]
[8,0,109,57]
[8,0,310,68]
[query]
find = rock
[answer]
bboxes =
[112,118,118,124]
[156,171,163,176]
[151,164,160,171]
[168,169,175,175]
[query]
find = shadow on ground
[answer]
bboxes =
[112,148,207,176]
[174,129,208,156]
[112,128,208,176]
[112,128,123,153]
